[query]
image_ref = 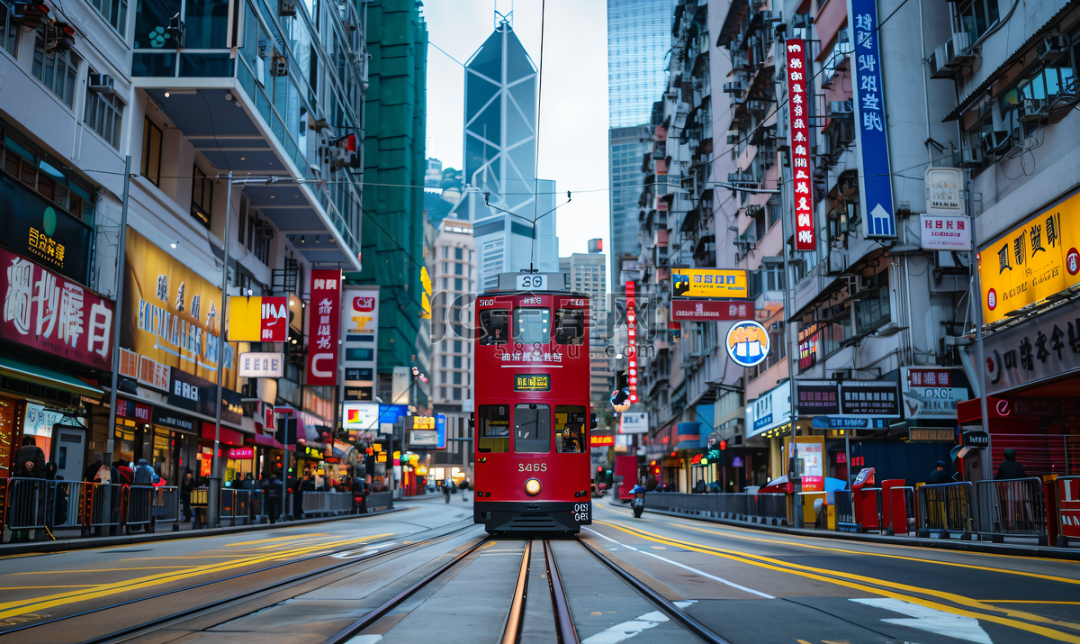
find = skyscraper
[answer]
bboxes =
[607,0,677,284]
[451,17,558,289]
[562,253,613,427]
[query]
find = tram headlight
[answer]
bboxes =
[524,478,542,496]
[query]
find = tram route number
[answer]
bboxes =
[573,502,591,523]
[518,463,548,472]
[518,274,547,290]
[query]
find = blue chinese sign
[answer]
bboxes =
[378,404,409,425]
[810,416,889,430]
[850,0,896,239]
[436,413,447,450]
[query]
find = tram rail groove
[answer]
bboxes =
[544,540,580,644]
[575,536,733,644]
[501,539,532,644]
[324,536,492,644]
[3,519,477,644]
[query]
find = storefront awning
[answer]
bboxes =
[0,354,103,398]
[201,423,245,446]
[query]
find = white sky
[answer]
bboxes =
[422,0,610,261]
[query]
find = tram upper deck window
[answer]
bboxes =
[554,309,585,346]
[514,403,551,453]
[479,309,509,345]
[477,404,510,453]
[555,405,587,453]
[514,308,551,344]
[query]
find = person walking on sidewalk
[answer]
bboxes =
[264,471,283,524]
[14,436,46,479]
[180,470,194,522]
[928,461,950,484]
[12,436,47,542]
[995,449,1027,480]
[457,477,469,502]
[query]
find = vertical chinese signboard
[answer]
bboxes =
[1,247,114,369]
[306,270,342,386]
[342,287,379,402]
[850,0,897,239]
[786,39,814,251]
[626,281,638,404]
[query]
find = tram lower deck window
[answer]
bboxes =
[477,405,510,453]
[514,403,551,453]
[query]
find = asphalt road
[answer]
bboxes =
[0,493,1077,644]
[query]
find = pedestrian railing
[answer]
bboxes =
[5,479,48,531]
[50,481,89,529]
[302,491,354,516]
[152,486,180,525]
[974,477,1047,545]
[125,485,156,531]
[918,481,974,539]
[220,489,252,523]
[643,492,788,525]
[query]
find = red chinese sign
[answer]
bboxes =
[787,39,815,251]
[0,247,114,370]
[590,435,615,447]
[626,281,638,404]
[226,447,254,460]
[1059,478,1080,539]
[306,269,342,386]
[670,300,754,321]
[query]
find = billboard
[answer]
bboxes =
[786,39,815,251]
[619,412,648,434]
[671,269,748,299]
[306,270,342,386]
[343,401,380,431]
[228,296,289,342]
[670,300,754,321]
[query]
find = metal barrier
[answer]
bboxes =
[918,482,974,539]
[125,485,156,532]
[220,489,252,523]
[152,486,180,524]
[5,478,48,531]
[302,491,354,516]
[884,486,916,536]
[51,481,90,529]
[975,478,1047,545]
[89,483,123,528]
[642,492,788,525]
[366,491,393,512]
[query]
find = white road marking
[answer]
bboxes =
[583,528,775,599]
[852,598,993,644]
[581,610,668,644]
[344,636,382,644]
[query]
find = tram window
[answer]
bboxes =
[514,403,551,453]
[477,405,510,453]
[479,309,509,345]
[514,308,550,344]
[555,405,587,453]
[554,309,585,346]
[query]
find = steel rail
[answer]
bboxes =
[544,540,580,644]
[575,537,733,644]
[323,536,491,644]
[500,538,533,644]
[4,520,476,643]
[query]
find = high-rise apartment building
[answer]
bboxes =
[607,0,677,285]
[450,17,558,290]
[563,253,612,426]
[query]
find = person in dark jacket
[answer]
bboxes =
[45,463,58,480]
[351,476,369,514]
[928,461,950,484]
[995,449,1028,480]
[14,436,46,478]
[180,470,194,522]
[295,474,315,519]
[264,472,283,523]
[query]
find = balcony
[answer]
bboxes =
[131,0,362,270]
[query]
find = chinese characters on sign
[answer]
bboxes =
[795,379,901,417]
[850,0,897,238]
[28,226,65,270]
[1,247,114,369]
[786,39,815,251]
[978,190,1080,324]
[670,300,754,321]
[306,270,342,386]
[920,214,971,251]
[670,269,749,299]
[901,367,967,419]
[514,374,551,392]
[626,281,638,403]
[798,323,820,371]
[983,299,1080,395]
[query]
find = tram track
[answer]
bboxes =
[0,519,479,644]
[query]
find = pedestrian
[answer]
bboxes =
[45,463,58,480]
[457,477,469,501]
[116,459,134,485]
[443,477,453,503]
[264,471,282,524]
[928,461,950,484]
[352,476,369,514]
[180,470,194,522]
[14,435,46,478]
[995,449,1028,480]
[693,479,706,494]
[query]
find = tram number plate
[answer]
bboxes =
[573,502,591,524]
[515,374,551,391]
[518,274,547,290]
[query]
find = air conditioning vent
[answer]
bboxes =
[746,100,767,112]
[1019,97,1049,122]
[88,73,115,94]
[791,13,811,28]
[1038,35,1069,63]
[929,32,974,79]
[726,131,740,145]
[828,100,853,116]
[279,0,297,17]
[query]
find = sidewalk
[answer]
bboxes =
[0,507,403,557]
[629,504,1080,561]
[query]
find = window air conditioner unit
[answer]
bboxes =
[279,0,297,17]
[828,100,853,116]
[929,32,973,78]
[982,129,1012,155]
[88,73,115,94]
[957,147,983,168]
[726,132,739,145]
[760,10,782,23]
[1037,35,1069,63]
[1019,98,1049,122]
[792,13,811,28]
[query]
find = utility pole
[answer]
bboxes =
[105,156,132,472]
[968,171,992,479]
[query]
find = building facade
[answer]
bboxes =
[561,252,613,425]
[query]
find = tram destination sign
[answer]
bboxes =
[514,374,551,392]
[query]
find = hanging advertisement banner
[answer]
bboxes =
[121,227,237,389]
[786,39,815,251]
[228,296,289,342]
[238,352,284,378]
[901,367,968,419]
[849,0,897,239]
[795,379,901,417]
[619,412,648,434]
[343,286,378,397]
[746,383,791,439]
[0,246,114,370]
[670,300,754,321]
[626,281,638,404]
[921,215,971,251]
[798,323,820,371]
[670,268,749,299]
[306,269,342,386]
[1,173,93,283]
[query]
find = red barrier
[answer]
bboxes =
[881,479,908,536]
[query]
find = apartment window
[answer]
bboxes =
[86,0,127,34]
[441,356,447,368]
[190,165,213,228]
[0,0,17,56]
[443,246,448,258]
[455,262,463,276]
[455,278,463,291]
[32,29,77,107]
[442,278,448,289]
[453,356,462,369]
[957,0,999,42]
[453,372,462,385]
[452,387,462,400]
[855,275,892,334]
[823,306,853,355]
[455,247,463,260]
[440,387,447,399]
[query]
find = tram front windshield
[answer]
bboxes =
[514,308,550,345]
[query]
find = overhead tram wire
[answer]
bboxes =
[529,0,547,272]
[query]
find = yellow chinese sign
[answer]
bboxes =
[979,192,1080,324]
[671,269,749,299]
[28,226,66,269]
[514,374,551,392]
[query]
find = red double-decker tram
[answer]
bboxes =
[472,273,593,534]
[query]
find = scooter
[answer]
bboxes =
[630,485,646,518]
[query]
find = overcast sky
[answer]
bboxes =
[422,0,609,263]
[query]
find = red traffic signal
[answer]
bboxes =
[597,466,603,472]
[719,440,727,451]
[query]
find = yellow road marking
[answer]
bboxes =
[227,534,328,546]
[0,533,393,618]
[671,522,1080,586]
[988,601,1080,605]
[11,567,192,574]
[0,586,97,589]
[118,556,242,561]
[597,520,1080,643]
